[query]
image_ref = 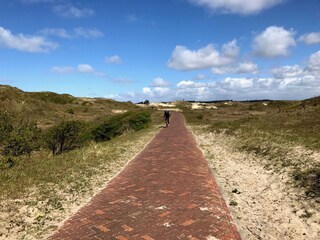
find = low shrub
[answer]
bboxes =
[92,111,151,142]
[0,111,40,157]
[66,108,75,114]
[45,120,90,155]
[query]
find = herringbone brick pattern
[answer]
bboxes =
[49,113,241,240]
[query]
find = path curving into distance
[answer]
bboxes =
[49,112,241,240]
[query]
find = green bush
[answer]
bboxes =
[0,111,13,142]
[2,122,40,156]
[128,111,151,130]
[45,120,90,155]
[0,111,40,157]
[92,111,151,142]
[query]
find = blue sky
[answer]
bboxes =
[0,0,319,102]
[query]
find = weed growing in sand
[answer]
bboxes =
[299,209,314,218]
[293,167,320,198]
[229,201,238,206]
[232,188,241,194]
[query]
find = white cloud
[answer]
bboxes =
[272,51,320,77]
[222,77,254,89]
[175,75,319,101]
[193,74,207,80]
[41,28,72,38]
[213,61,258,74]
[299,32,320,45]
[77,64,95,73]
[113,72,320,102]
[308,51,320,72]
[272,65,304,79]
[168,40,238,70]
[222,39,239,58]
[177,80,195,88]
[151,77,170,87]
[112,85,173,102]
[73,28,103,39]
[0,26,58,53]
[177,80,206,88]
[53,4,94,18]
[51,66,74,73]
[154,87,170,96]
[112,50,320,102]
[77,64,105,77]
[141,86,170,98]
[253,26,296,58]
[105,55,122,64]
[51,64,108,78]
[41,27,103,39]
[237,61,259,74]
[188,0,284,15]
[142,87,152,94]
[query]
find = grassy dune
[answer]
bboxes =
[0,85,163,239]
[0,85,162,198]
[0,85,139,129]
[179,98,320,198]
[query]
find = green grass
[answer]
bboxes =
[180,98,320,198]
[0,125,158,199]
[0,84,140,128]
[181,99,320,150]
[0,84,160,199]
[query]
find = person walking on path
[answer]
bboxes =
[163,110,170,127]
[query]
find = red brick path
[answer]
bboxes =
[49,113,241,240]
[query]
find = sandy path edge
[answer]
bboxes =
[190,126,320,240]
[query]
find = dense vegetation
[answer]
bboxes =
[0,110,151,163]
[0,85,156,201]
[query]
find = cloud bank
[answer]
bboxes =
[114,51,320,102]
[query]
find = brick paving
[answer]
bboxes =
[49,112,241,240]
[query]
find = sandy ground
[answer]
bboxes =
[191,103,218,110]
[191,127,320,240]
[137,102,182,112]
[111,109,127,114]
[150,102,177,108]
[0,128,158,240]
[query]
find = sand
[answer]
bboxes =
[192,127,320,240]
